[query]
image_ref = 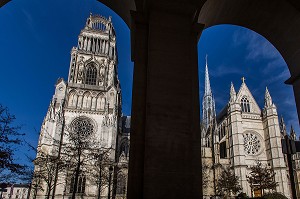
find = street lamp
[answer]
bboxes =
[108,166,113,199]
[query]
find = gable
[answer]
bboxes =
[236,83,261,114]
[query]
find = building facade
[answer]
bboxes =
[32,14,129,199]
[202,60,290,198]
[2,184,30,199]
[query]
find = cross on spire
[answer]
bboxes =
[241,77,246,83]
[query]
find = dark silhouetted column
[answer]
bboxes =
[128,4,204,198]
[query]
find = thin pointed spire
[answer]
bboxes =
[202,55,216,130]
[280,115,284,124]
[205,55,212,95]
[279,116,287,136]
[230,82,236,102]
[264,87,273,107]
[290,125,296,140]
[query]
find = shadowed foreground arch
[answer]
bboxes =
[198,0,300,119]
[1,0,300,198]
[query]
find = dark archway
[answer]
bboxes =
[1,0,300,199]
[198,0,300,119]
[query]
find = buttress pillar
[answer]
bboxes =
[128,7,204,199]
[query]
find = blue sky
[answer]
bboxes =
[0,0,299,168]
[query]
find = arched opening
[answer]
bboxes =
[2,0,300,199]
[198,24,299,134]
[198,0,300,122]
[198,24,300,198]
[0,1,133,199]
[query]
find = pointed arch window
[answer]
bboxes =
[220,141,227,159]
[116,173,127,195]
[120,139,129,157]
[241,97,250,112]
[205,135,210,147]
[69,174,86,193]
[85,63,97,85]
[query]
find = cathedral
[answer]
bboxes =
[201,57,291,198]
[31,13,298,199]
[32,14,129,199]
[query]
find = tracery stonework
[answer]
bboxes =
[243,132,262,156]
[70,116,95,137]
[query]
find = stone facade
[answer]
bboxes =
[32,14,129,199]
[2,184,30,199]
[202,62,290,198]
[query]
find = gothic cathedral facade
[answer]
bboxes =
[201,57,290,198]
[32,15,129,199]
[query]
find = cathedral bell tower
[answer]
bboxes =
[68,14,117,88]
[202,55,216,130]
[64,14,120,150]
[35,14,121,199]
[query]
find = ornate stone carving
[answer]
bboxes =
[70,116,95,137]
[243,132,262,155]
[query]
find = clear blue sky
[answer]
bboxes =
[0,0,299,168]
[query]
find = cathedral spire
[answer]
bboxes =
[290,125,296,140]
[230,82,236,102]
[204,55,212,96]
[264,87,273,107]
[279,116,287,136]
[202,55,216,129]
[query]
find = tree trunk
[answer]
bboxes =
[71,156,81,199]
[46,182,52,199]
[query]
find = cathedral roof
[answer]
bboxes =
[216,104,228,123]
[216,78,265,122]
[121,116,131,134]
[235,78,261,114]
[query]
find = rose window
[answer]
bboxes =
[70,117,94,137]
[243,133,262,155]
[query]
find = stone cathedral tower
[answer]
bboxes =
[202,56,216,130]
[33,14,122,199]
[201,57,219,198]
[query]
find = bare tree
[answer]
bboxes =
[32,151,66,199]
[88,148,113,199]
[24,128,65,199]
[61,125,113,199]
[0,104,25,181]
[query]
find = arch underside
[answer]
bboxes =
[198,0,300,78]
[2,0,300,77]
[88,0,300,121]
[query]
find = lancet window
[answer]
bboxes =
[116,173,126,194]
[218,124,226,139]
[205,136,210,147]
[69,174,86,193]
[68,91,78,108]
[85,63,97,85]
[120,139,129,157]
[241,97,250,112]
[220,142,227,159]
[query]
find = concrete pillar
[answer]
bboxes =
[128,7,203,199]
